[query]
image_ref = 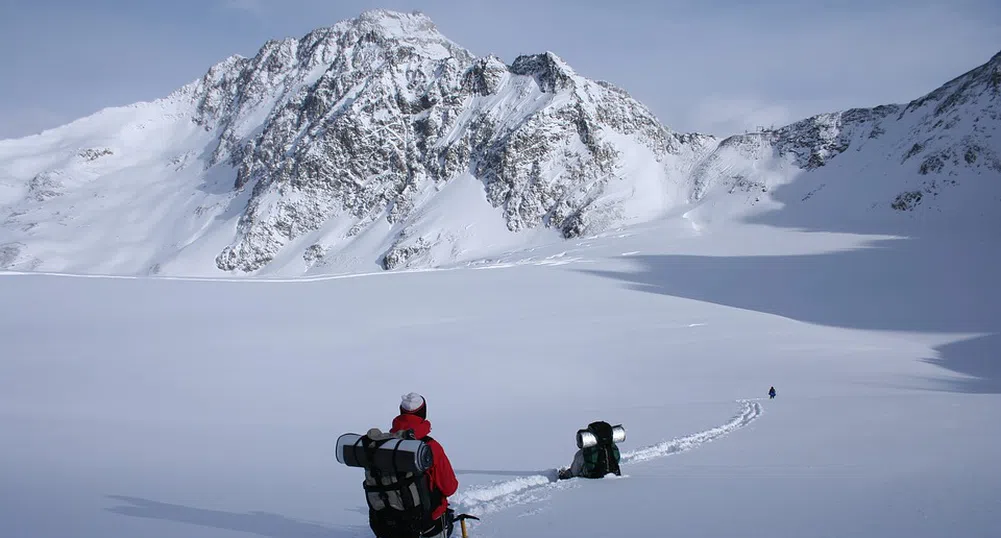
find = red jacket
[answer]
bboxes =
[391,414,458,520]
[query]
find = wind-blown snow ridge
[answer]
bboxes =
[453,475,562,516]
[452,400,762,517]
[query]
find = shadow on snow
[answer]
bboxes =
[105,495,368,538]
[579,168,1001,394]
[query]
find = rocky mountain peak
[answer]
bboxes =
[348,9,442,39]
[321,9,472,68]
[184,14,697,272]
[510,51,577,93]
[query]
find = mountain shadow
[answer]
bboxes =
[581,151,1000,393]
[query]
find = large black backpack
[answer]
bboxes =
[340,429,443,537]
[580,421,621,478]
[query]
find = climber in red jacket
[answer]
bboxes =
[382,392,458,537]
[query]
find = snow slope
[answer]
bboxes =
[2,210,999,537]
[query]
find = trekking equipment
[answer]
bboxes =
[336,428,442,537]
[454,514,480,538]
[336,430,434,473]
[576,423,625,448]
[576,421,622,478]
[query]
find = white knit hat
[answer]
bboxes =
[400,392,426,417]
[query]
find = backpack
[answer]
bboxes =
[339,428,443,537]
[580,421,621,478]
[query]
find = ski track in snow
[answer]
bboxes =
[621,399,761,465]
[452,400,762,517]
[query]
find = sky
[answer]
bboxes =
[0,0,999,140]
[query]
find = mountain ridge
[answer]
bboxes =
[0,10,997,276]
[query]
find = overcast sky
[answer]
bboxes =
[1,0,999,139]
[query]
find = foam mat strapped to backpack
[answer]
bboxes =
[336,430,434,474]
[576,424,626,449]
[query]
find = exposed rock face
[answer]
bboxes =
[185,11,704,271]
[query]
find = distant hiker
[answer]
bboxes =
[769,386,776,399]
[371,393,459,538]
[558,421,624,480]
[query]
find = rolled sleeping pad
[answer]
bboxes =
[576,424,626,449]
[612,424,626,444]
[335,432,433,474]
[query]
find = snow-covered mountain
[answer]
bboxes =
[686,50,1001,231]
[0,10,998,277]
